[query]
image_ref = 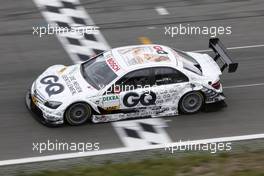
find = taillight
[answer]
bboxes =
[211,80,221,89]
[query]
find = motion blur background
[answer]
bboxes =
[0,0,264,175]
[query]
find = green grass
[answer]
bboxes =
[18,150,264,176]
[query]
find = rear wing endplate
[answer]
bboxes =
[209,38,238,73]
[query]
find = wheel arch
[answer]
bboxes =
[178,90,205,114]
[63,100,99,120]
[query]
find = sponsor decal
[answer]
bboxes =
[163,94,171,99]
[103,95,119,102]
[62,75,82,95]
[93,105,178,123]
[102,94,120,109]
[105,106,120,111]
[40,75,64,96]
[106,58,120,72]
[153,45,168,54]
[93,115,108,123]
[117,46,171,66]
[123,91,156,107]
[160,89,168,94]
[57,67,67,75]
[156,99,164,104]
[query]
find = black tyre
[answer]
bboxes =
[65,103,92,125]
[179,91,204,114]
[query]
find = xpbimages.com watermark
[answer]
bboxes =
[165,140,232,154]
[32,140,100,154]
[98,83,179,95]
[164,24,232,38]
[32,24,99,37]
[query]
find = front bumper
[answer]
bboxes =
[25,90,64,126]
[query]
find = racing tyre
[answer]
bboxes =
[65,103,92,125]
[179,91,204,114]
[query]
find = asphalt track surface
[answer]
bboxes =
[0,0,264,161]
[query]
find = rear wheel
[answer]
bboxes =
[179,91,204,114]
[65,103,92,125]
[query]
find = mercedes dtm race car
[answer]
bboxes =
[26,38,238,126]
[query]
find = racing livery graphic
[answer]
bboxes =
[26,38,238,126]
[117,45,171,65]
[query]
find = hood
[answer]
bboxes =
[186,52,222,81]
[34,64,99,102]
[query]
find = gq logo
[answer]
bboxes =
[123,91,156,107]
[40,75,64,97]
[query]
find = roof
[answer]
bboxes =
[103,44,179,76]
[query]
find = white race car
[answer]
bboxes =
[26,38,238,126]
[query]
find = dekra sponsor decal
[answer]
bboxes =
[103,95,119,102]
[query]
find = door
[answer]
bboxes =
[152,67,189,114]
[100,68,155,116]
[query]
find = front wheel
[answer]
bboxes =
[65,103,92,126]
[179,91,204,114]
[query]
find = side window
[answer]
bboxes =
[154,67,189,85]
[106,68,152,93]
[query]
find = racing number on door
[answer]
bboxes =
[123,91,156,107]
[40,75,64,96]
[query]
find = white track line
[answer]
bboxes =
[155,6,169,15]
[191,44,264,53]
[224,83,264,89]
[0,133,263,166]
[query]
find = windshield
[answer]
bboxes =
[173,49,202,76]
[81,54,118,90]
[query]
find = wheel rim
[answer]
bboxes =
[67,103,90,125]
[181,92,203,113]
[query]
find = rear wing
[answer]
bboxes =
[209,38,238,73]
